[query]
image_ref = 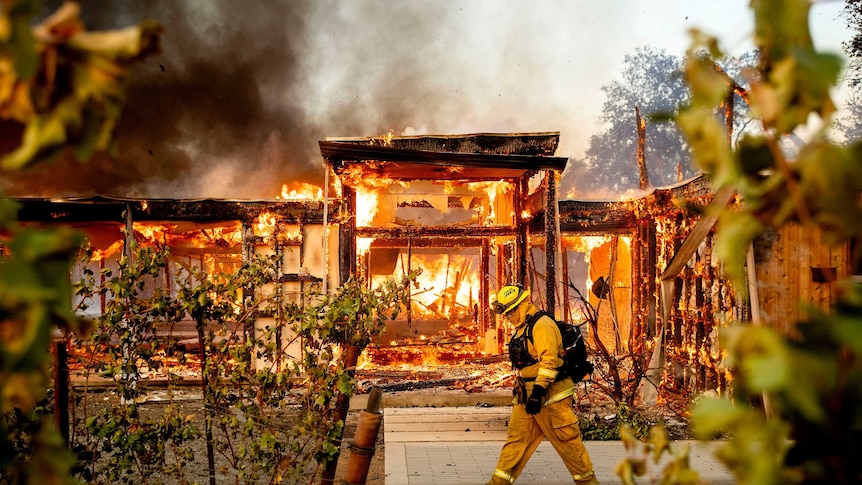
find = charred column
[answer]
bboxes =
[340,185,357,285]
[516,176,528,285]
[544,171,557,313]
[481,239,490,335]
[636,106,649,190]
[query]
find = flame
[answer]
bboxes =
[254,212,278,238]
[280,228,303,243]
[373,130,394,146]
[466,180,513,225]
[344,175,515,228]
[356,191,380,227]
[133,223,173,242]
[371,251,479,319]
[89,223,243,263]
[276,182,324,201]
[564,235,613,255]
[360,345,491,368]
[339,165,402,228]
[90,240,124,262]
[357,237,373,255]
[197,226,243,247]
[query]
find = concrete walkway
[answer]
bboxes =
[383,406,735,485]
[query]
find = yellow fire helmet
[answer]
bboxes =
[493,285,530,315]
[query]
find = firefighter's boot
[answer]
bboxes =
[574,471,600,485]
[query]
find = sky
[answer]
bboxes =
[2,0,852,199]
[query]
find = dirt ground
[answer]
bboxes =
[73,387,386,485]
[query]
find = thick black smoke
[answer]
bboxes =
[4,1,351,198]
[2,1,572,199]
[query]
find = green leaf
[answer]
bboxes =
[614,458,636,485]
[751,0,813,63]
[736,134,775,176]
[690,397,748,439]
[677,108,735,184]
[684,51,730,107]
[797,141,862,240]
[7,2,40,79]
[714,211,764,290]
[742,345,789,391]
[833,316,862,354]
[0,100,73,170]
[648,423,670,464]
[619,423,638,451]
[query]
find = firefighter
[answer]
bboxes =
[486,284,599,485]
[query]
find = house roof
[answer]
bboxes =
[320,132,568,181]
[13,196,331,223]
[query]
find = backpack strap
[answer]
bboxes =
[523,310,551,343]
[523,310,568,381]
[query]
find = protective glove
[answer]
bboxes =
[525,385,546,415]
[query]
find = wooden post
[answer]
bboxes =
[406,237,412,331]
[516,177,528,285]
[481,239,490,336]
[121,205,137,402]
[544,171,557,313]
[562,247,571,324]
[747,243,773,418]
[636,106,649,190]
[342,387,384,485]
[340,186,357,285]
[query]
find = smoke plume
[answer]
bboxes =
[2,1,579,198]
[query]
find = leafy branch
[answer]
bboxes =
[663,0,862,483]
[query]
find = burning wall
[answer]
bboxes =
[558,176,732,394]
[16,194,338,368]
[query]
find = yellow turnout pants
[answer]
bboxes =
[489,385,596,484]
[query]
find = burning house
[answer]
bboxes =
[11,131,853,398]
[319,132,569,365]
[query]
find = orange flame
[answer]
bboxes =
[371,251,479,320]
[196,226,243,247]
[254,212,278,238]
[90,240,124,262]
[356,191,380,227]
[133,223,173,242]
[276,182,324,201]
